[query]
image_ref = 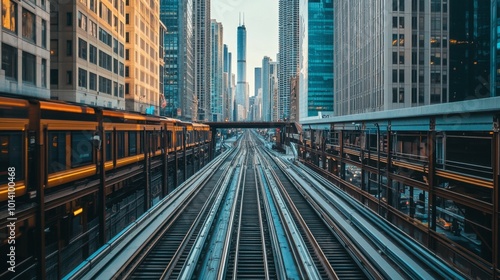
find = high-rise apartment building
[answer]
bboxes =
[334,0,497,116]
[161,0,195,120]
[125,0,162,115]
[261,56,272,121]
[236,22,247,120]
[210,19,223,121]
[254,67,262,97]
[278,0,299,120]
[50,0,125,108]
[270,61,279,121]
[298,0,333,120]
[194,0,211,121]
[223,44,233,121]
[1,0,50,99]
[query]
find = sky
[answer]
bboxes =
[211,0,279,97]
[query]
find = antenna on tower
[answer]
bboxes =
[243,13,245,25]
[239,12,241,25]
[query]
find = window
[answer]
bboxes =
[114,82,118,96]
[89,44,97,64]
[113,38,118,54]
[41,59,47,88]
[113,58,118,74]
[50,39,58,56]
[99,28,112,46]
[78,38,87,60]
[399,69,404,83]
[125,66,129,77]
[22,51,36,84]
[399,88,405,102]
[22,9,36,42]
[119,43,124,57]
[399,17,404,28]
[89,20,97,37]
[2,43,17,80]
[78,12,87,31]
[48,132,66,173]
[125,32,129,43]
[66,12,72,26]
[71,132,93,167]
[89,0,97,13]
[89,72,97,90]
[41,20,47,48]
[66,71,73,85]
[99,51,112,71]
[392,69,398,83]
[119,84,124,97]
[125,49,129,60]
[66,40,72,56]
[392,17,397,28]
[78,68,87,88]
[0,132,23,185]
[2,0,17,33]
[119,62,124,77]
[128,132,137,155]
[399,51,404,64]
[392,88,398,103]
[50,69,58,85]
[399,0,404,11]
[125,13,129,24]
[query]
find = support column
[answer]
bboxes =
[30,104,46,280]
[162,128,168,197]
[428,118,437,249]
[144,129,150,210]
[492,117,499,278]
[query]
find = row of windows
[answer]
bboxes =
[1,43,47,87]
[77,68,124,97]
[1,1,48,48]
[391,87,448,104]
[75,38,124,76]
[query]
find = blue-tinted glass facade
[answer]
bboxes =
[449,0,492,101]
[305,0,334,117]
[160,0,194,119]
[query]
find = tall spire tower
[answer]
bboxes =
[236,16,248,120]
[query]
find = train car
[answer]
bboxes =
[0,94,214,279]
[0,96,30,202]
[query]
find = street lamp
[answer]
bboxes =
[374,123,381,215]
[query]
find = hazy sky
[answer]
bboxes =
[211,0,279,97]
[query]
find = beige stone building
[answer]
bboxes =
[124,0,161,115]
[50,0,126,109]
[1,0,51,98]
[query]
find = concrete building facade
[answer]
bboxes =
[1,0,51,99]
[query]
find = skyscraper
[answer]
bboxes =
[333,0,500,116]
[125,0,162,115]
[223,45,234,121]
[210,20,224,121]
[194,0,211,121]
[261,56,272,121]
[254,67,262,97]
[236,21,247,120]
[299,0,334,120]
[279,0,300,120]
[161,0,195,120]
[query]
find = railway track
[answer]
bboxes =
[256,139,368,279]
[225,140,276,279]
[114,141,243,279]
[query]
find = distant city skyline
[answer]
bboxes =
[211,0,279,97]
